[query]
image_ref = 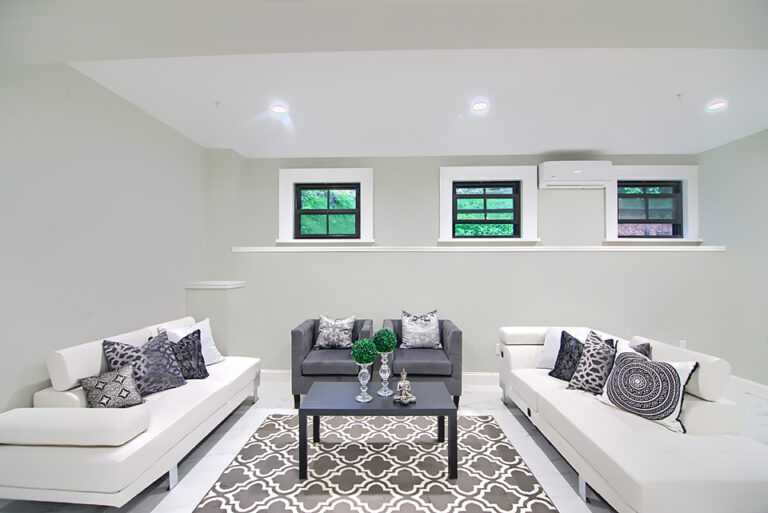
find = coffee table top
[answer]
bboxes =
[300,382,456,415]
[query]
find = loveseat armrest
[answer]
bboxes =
[33,386,87,408]
[291,319,316,365]
[358,319,373,340]
[441,320,462,361]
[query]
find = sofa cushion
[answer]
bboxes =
[0,406,150,447]
[536,384,768,513]
[301,349,358,376]
[315,315,356,349]
[633,336,730,402]
[164,318,224,366]
[0,356,259,494]
[392,348,452,376]
[536,327,590,369]
[401,310,441,349]
[170,330,209,379]
[508,369,567,413]
[548,331,584,381]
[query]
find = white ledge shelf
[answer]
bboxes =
[233,245,725,253]
[185,281,246,290]
[275,239,376,245]
[438,238,541,245]
[604,238,704,244]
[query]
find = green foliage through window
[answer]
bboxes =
[453,181,520,238]
[617,180,682,238]
[295,183,360,239]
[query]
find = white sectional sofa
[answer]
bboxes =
[497,326,768,513]
[0,316,261,507]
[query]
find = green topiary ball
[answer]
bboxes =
[372,328,397,353]
[350,338,377,365]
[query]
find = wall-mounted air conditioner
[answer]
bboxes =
[538,161,613,189]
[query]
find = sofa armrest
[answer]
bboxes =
[359,319,373,340]
[33,386,87,408]
[382,319,396,339]
[292,319,315,365]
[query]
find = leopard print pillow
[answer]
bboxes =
[567,331,617,394]
[103,332,186,396]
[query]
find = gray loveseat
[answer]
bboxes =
[382,318,462,406]
[291,318,373,408]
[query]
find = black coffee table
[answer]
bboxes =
[298,381,458,480]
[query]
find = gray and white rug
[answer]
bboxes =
[196,414,558,513]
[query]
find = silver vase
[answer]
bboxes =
[377,351,393,397]
[355,363,373,403]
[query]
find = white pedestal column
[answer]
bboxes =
[184,281,246,357]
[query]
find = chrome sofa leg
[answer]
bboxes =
[168,465,178,490]
[578,474,589,502]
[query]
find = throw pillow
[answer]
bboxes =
[170,329,209,379]
[548,331,584,381]
[401,310,441,349]
[314,315,356,349]
[536,327,590,369]
[164,318,223,366]
[103,332,186,396]
[567,331,617,394]
[80,364,143,408]
[600,339,698,433]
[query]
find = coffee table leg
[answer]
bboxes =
[313,415,320,442]
[437,415,445,442]
[448,412,458,479]
[299,413,307,479]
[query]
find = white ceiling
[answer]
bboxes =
[72,48,768,158]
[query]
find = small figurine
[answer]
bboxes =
[394,369,416,405]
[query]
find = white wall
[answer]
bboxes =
[202,154,763,384]
[699,129,768,385]
[0,64,207,408]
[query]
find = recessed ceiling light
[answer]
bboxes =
[705,99,728,112]
[270,102,289,115]
[470,99,490,113]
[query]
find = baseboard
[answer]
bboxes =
[261,369,499,388]
[730,375,768,400]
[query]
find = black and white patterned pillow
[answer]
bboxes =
[600,339,698,433]
[80,364,143,408]
[170,329,209,379]
[315,315,356,349]
[103,332,186,396]
[548,331,584,381]
[567,331,616,394]
[401,310,441,349]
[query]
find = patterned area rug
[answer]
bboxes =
[196,414,558,513]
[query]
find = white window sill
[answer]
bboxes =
[438,238,541,245]
[275,239,376,245]
[604,238,703,245]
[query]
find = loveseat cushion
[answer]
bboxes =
[392,348,452,376]
[301,349,358,376]
[0,406,150,446]
[536,383,768,513]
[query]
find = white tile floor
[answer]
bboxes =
[1,381,766,513]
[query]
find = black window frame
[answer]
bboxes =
[617,180,683,238]
[452,181,521,238]
[294,183,361,239]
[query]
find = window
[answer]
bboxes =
[617,181,682,238]
[452,181,520,238]
[294,183,360,239]
[439,166,538,242]
[278,168,373,243]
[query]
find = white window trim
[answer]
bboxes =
[439,166,539,243]
[605,165,701,243]
[278,168,374,243]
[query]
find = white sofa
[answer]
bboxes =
[497,326,768,513]
[0,316,261,507]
